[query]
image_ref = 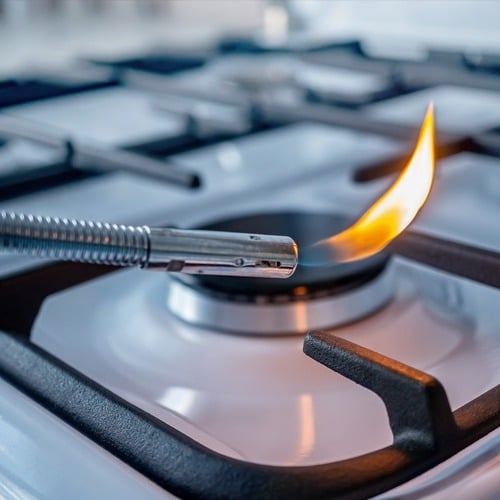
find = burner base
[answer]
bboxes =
[166,211,394,335]
[166,263,394,335]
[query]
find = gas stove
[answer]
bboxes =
[0,35,498,500]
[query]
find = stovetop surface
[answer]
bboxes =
[30,137,500,468]
[0,34,499,499]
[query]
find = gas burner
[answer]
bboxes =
[166,212,394,334]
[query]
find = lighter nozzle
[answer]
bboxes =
[0,211,298,279]
[147,228,298,278]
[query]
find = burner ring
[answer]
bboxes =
[166,212,395,335]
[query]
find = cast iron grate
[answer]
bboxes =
[0,326,497,499]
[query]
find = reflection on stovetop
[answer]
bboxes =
[32,256,500,466]
[0,36,499,499]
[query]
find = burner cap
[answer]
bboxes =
[166,212,394,335]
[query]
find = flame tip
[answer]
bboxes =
[311,101,436,264]
[425,102,435,124]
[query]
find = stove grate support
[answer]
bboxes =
[0,328,497,499]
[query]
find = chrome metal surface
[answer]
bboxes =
[148,227,297,277]
[0,211,298,278]
[154,98,253,138]
[0,112,199,188]
[165,261,394,335]
[0,211,150,266]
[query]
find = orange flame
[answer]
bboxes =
[311,103,435,263]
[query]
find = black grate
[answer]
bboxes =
[0,327,496,499]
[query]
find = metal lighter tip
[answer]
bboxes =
[0,211,298,279]
[147,227,298,278]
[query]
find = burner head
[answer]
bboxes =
[166,212,394,335]
[178,212,387,298]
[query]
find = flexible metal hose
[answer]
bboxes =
[0,211,150,267]
[0,211,298,277]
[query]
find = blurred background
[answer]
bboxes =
[3,0,500,76]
